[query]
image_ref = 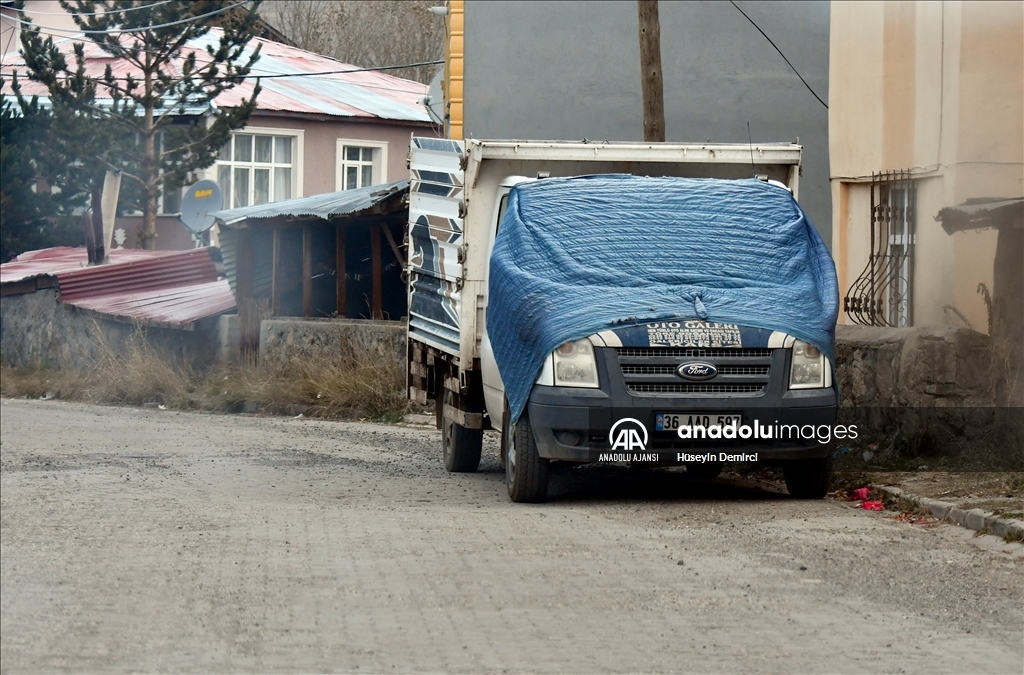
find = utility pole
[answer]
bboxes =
[637,0,666,142]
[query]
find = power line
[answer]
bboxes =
[728,1,828,110]
[2,59,444,83]
[14,0,175,17]
[6,0,250,35]
[250,60,443,80]
[2,19,441,83]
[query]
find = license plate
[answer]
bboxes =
[655,412,741,431]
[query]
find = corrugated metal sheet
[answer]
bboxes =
[212,179,409,225]
[57,248,219,302]
[937,197,1024,234]
[2,30,429,123]
[219,228,240,296]
[65,279,235,329]
[0,246,236,329]
[1,247,178,284]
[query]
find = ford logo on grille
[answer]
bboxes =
[677,361,717,380]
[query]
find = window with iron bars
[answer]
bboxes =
[844,171,917,327]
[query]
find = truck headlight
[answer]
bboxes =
[553,339,600,387]
[789,340,826,389]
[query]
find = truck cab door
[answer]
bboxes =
[481,175,537,429]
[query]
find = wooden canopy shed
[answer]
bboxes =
[213,181,409,351]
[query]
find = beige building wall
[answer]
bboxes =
[234,114,429,197]
[129,115,430,250]
[2,0,82,54]
[830,0,1023,332]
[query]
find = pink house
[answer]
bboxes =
[1,27,435,250]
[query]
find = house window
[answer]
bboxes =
[216,133,296,208]
[336,140,388,191]
[844,171,917,327]
[124,132,184,215]
[162,181,182,214]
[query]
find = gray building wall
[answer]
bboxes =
[463,0,832,246]
[0,289,224,369]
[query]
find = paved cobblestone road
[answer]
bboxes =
[2,398,1022,673]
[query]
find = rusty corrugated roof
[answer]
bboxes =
[1,247,236,329]
[1,247,175,284]
[1,29,431,123]
[64,278,236,330]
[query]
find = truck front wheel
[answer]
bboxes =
[503,401,549,503]
[441,390,482,473]
[783,456,833,499]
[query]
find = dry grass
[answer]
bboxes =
[1,323,409,421]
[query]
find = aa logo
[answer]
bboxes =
[610,418,648,451]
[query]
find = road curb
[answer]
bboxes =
[402,413,435,426]
[872,484,1024,541]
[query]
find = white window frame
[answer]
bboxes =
[208,126,305,208]
[335,139,388,191]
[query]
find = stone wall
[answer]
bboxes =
[258,317,406,366]
[835,324,996,407]
[0,288,224,369]
[835,324,1020,460]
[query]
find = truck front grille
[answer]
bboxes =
[627,383,766,395]
[621,364,770,376]
[615,347,775,397]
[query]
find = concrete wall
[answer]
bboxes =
[830,1,1024,330]
[259,317,405,367]
[461,0,832,246]
[0,289,224,369]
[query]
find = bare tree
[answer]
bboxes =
[261,0,335,56]
[263,0,444,84]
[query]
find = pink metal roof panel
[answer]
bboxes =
[64,278,236,329]
[2,29,430,123]
[1,247,235,328]
[1,247,178,284]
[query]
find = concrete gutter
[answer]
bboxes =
[873,484,1024,541]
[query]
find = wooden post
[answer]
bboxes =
[336,224,346,317]
[380,221,405,265]
[637,0,665,142]
[370,224,383,320]
[302,223,313,317]
[81,211,97,264]
[271,227,281,316]
[90,187,106,263]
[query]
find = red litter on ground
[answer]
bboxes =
[861,501,884,511]
[850,487,870,501]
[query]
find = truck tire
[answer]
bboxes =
[783,456,833,499]
[441,390,482,473]
[503,401,549,503]
[684,461,723,479]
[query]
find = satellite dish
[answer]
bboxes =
[179,179,223,234]
[424,67,444,127]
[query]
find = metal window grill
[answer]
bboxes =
[844,171,917,327]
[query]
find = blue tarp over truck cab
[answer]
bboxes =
[488,175,839,423]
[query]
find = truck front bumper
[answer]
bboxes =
[525,347,838,463]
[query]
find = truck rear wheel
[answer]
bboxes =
[503,401,549,503]
[783,456,833,499]
[441,390,482,473]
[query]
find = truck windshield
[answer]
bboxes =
[495,194,509,233]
